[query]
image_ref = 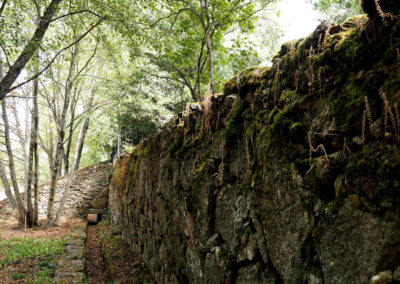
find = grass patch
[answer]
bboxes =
[0,236,65,283]
[0,237,65,267]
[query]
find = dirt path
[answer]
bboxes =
[86,225,107,284]
[0,218,84,240]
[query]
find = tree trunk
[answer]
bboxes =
[26,97,34,225]
[46,80,73,224]
[2,100,26,224]
[33,92,39,225]
[0,57,17,212]
[54,70,97,224]
[48,111,55,174]
[203,0,216,94]
[64,91,78,174]
[24,93,30,204]
[10,100,26,156]
[74,118,89,171]
[47,126,65,223]
[73,66,97,170]
[54,118,87,225]
[27,57,39,226]
[0,160,17,210]
[0,0,63,100]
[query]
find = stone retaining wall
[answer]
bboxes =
[109,13,400,284]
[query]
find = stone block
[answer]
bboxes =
[90,198,108,209]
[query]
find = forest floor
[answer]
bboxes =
[86,225,107,283]
[92,220,155,284]
[0,218,84,283]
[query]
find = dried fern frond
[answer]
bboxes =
[364,96,373,125]
[362,109,367,146]
[380,91,398,141]
[305,47,315,95]
[374,0,398,24]
[308,131,329,168]
[395,102,400,130]
[294,64,301,93]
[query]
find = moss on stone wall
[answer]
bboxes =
[109,11,400,284]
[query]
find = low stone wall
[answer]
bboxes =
[0,198,14,220]
[0,163,111,220]
[54,222,87,283]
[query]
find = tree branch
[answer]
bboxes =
[0,0,63,101]
[50,9,103,23]
[0,0,7,18]
[0,42,11,68]
[6,19,103,94]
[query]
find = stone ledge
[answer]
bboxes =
[54,223,87,283]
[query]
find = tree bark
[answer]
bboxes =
[46,88,71,223]
[0,160,17,210]
[2,100,26,224]
[54,79,96,225]
[26,96,33,224]
[33,75,39,225]
[0,57,17,211]
[73,66,98,170]
[48,110,55,174]
[0,0,62,101]
[54,117,87,225]
[74,118,89,170]
[26,56,39,226]
[46,48,76,224]
[63,90,78,174]
[202,0,216,94]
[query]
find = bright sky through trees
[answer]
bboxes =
[276,0,322,44]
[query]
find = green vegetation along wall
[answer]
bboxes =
[109,6,400,284]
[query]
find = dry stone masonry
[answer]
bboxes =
[54,222,87,283]
[109,5,400,284]
[0,163,111,220]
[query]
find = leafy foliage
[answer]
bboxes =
[311,0,360,23]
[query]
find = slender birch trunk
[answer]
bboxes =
[0,160,17,210]
[0,58,17,211]
[46,91,70,224]
[24,92,30,204]
[2,100,26,224]
[74,118,89,171]
[27,56,39,226]
[54,120,85,225]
